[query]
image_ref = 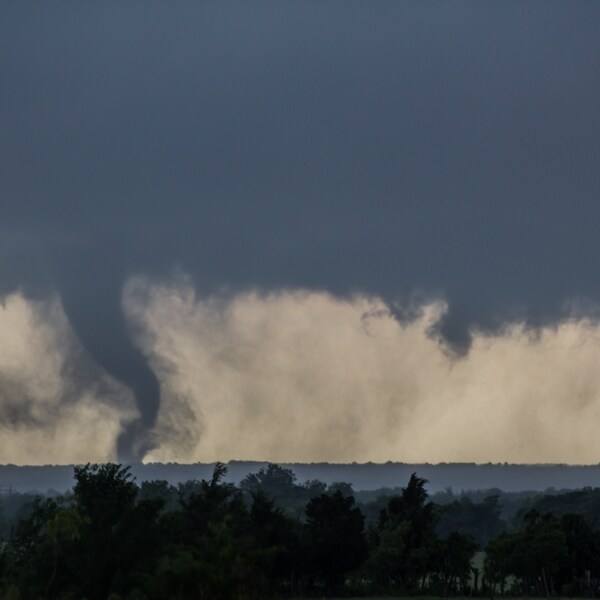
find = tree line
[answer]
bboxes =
[1,463,600,599]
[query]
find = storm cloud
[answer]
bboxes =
[2,1,600,461]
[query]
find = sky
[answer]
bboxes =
[2,1,600,464]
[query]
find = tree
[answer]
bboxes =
[433,532,477,595]
[304,491,367,594]
[176,462,239,544]
[240,463,316,518]
[484,531,515,597]
[3,497,62,598]
[512,510,568,596]
[558,512,600,593]
[44,505,82,598]
[240,464,297,500]
[328,482,355,497]
[70,463,162,599]
[437,495,505,548]
[139,479,178,511]
[363,518,408,590]
[484,510,569,597]
[365,474,442,593]
[155,463,273,600]
[249,492,301,593]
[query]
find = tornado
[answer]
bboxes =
[54,254,160,463]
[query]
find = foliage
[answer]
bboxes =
[3,464,600,598]
[304,491,367,593]
[437,495,504,548]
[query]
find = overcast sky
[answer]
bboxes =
[2,2,600,463]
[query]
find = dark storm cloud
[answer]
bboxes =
[2,1,600,458]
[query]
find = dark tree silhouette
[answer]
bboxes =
[304,490,367,594]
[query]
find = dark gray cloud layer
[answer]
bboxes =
[2,1,600,459]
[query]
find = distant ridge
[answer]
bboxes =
[3,461,600,494]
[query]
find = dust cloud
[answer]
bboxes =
[123,276,600,465]
[0,292,136,464]
[3,278,600,465]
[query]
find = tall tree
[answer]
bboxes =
[304,491,367,594]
